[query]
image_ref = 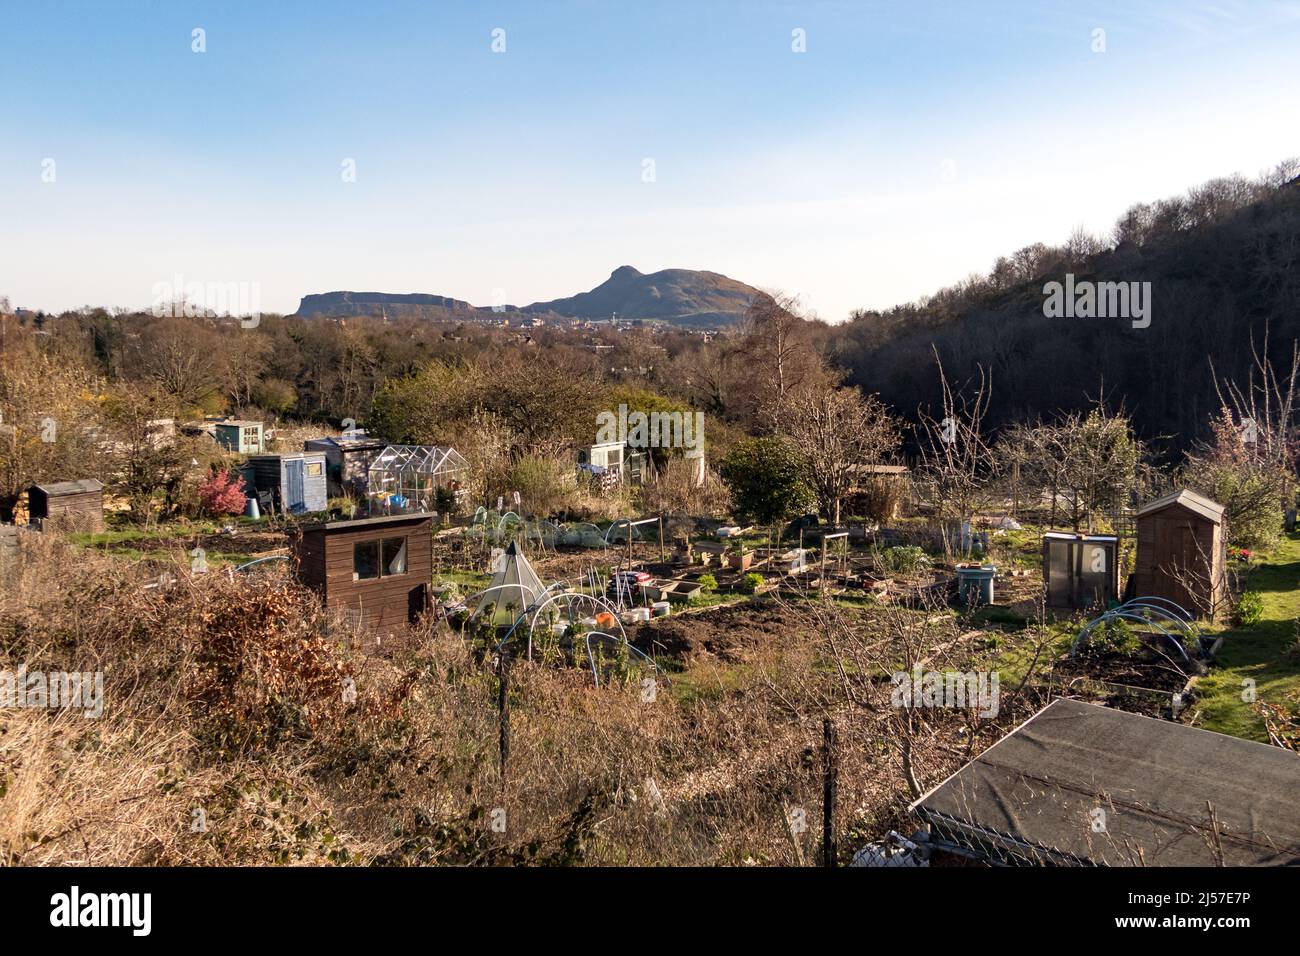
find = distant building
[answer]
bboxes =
[28,479,104,532]
[213,420,264,455]
[243,452,329,515]
[304,434,389,497]
[576,441,646,488]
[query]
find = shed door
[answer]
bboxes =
[1152,515,1197,614]
[285,459,306,514]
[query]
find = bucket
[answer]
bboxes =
[955,565,996,607]
[651,601,671,618]
[245,497,260,519]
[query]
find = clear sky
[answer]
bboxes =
[2,0,1298,321]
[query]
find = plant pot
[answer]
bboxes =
[729,552,754,572]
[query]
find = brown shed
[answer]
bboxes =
[290,513,432,632]
[28,479,104,532]
[1134,488,1226,618]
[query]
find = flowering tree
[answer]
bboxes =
[199,468,248,516]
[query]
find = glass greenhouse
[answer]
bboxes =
[366,444,469,514]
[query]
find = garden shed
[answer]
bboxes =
[290,513,433,632]
[28,479,104,532]
[303,434,388,496]
[213,419,264,455]
[244,452,328,515]
[366,445,468,514]
[1041,532,1119,610]
[1135,488,1226,618]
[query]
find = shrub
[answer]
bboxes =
[697,573,718,594]
[1085,618,1141,657]
[434,485,458,517]
[872,545,930,575]
[741,572,764,594]
[859,475,908,523]
[198,468,248,516]
[1235,590,1265,626]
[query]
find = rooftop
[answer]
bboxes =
[912,698,1300,866]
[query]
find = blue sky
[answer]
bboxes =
[2,0,1298,320]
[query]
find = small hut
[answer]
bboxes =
[244,452,328,515]
[28,479,104,532]
[290,513,433,632]
[1135,488,1226,618]
[213,419,264,455]
[1041,532,1119,610]
[303,434,388,496]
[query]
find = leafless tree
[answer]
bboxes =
[915,349,999,551]
[770,381,900,526]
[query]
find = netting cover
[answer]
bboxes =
[475,541,546,617]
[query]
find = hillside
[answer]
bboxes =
[294,265,765,327]
[296,291,477,320]
[829,174,1300,455]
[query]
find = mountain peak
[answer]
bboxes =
[296,265,764,328]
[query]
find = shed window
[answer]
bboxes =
[353,541,380,580]
[242,426,259,446]
[305,461,323,478]
[383,537,407,575]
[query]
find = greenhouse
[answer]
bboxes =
[366,444,469,514]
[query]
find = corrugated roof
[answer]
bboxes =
[912,698,1300,865]
[1137,487,1225,522]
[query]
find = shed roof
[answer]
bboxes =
[31,479,103,496]
[911,698,1300,866]
[297,512,433,533]
[306,435,388,452]
[1136,487,1225,522]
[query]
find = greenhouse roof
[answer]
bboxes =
[369,444,468,476]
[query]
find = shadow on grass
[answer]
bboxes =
[1197,532,1300,741]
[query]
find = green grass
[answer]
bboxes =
[1195,532,1300,741]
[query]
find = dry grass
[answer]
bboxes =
[1,530,1037,866]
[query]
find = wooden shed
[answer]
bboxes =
[303,434,388,496]
[290,513,432,632]
[28,479,104,532]
[244,453,328,515]
[213,419,264,455]
[1135,488,1226,618]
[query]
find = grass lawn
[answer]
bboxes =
[1195,532,1300,741]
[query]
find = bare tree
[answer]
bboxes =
[771,382,900,526]
[915,349,999,552]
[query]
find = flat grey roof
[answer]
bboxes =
[298,512,433,533]
[911,698,1300,866]
[31,479,103,495]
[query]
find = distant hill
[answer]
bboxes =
[296,291,477,321]
[520,266,766,327]
[294,266,765,327]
